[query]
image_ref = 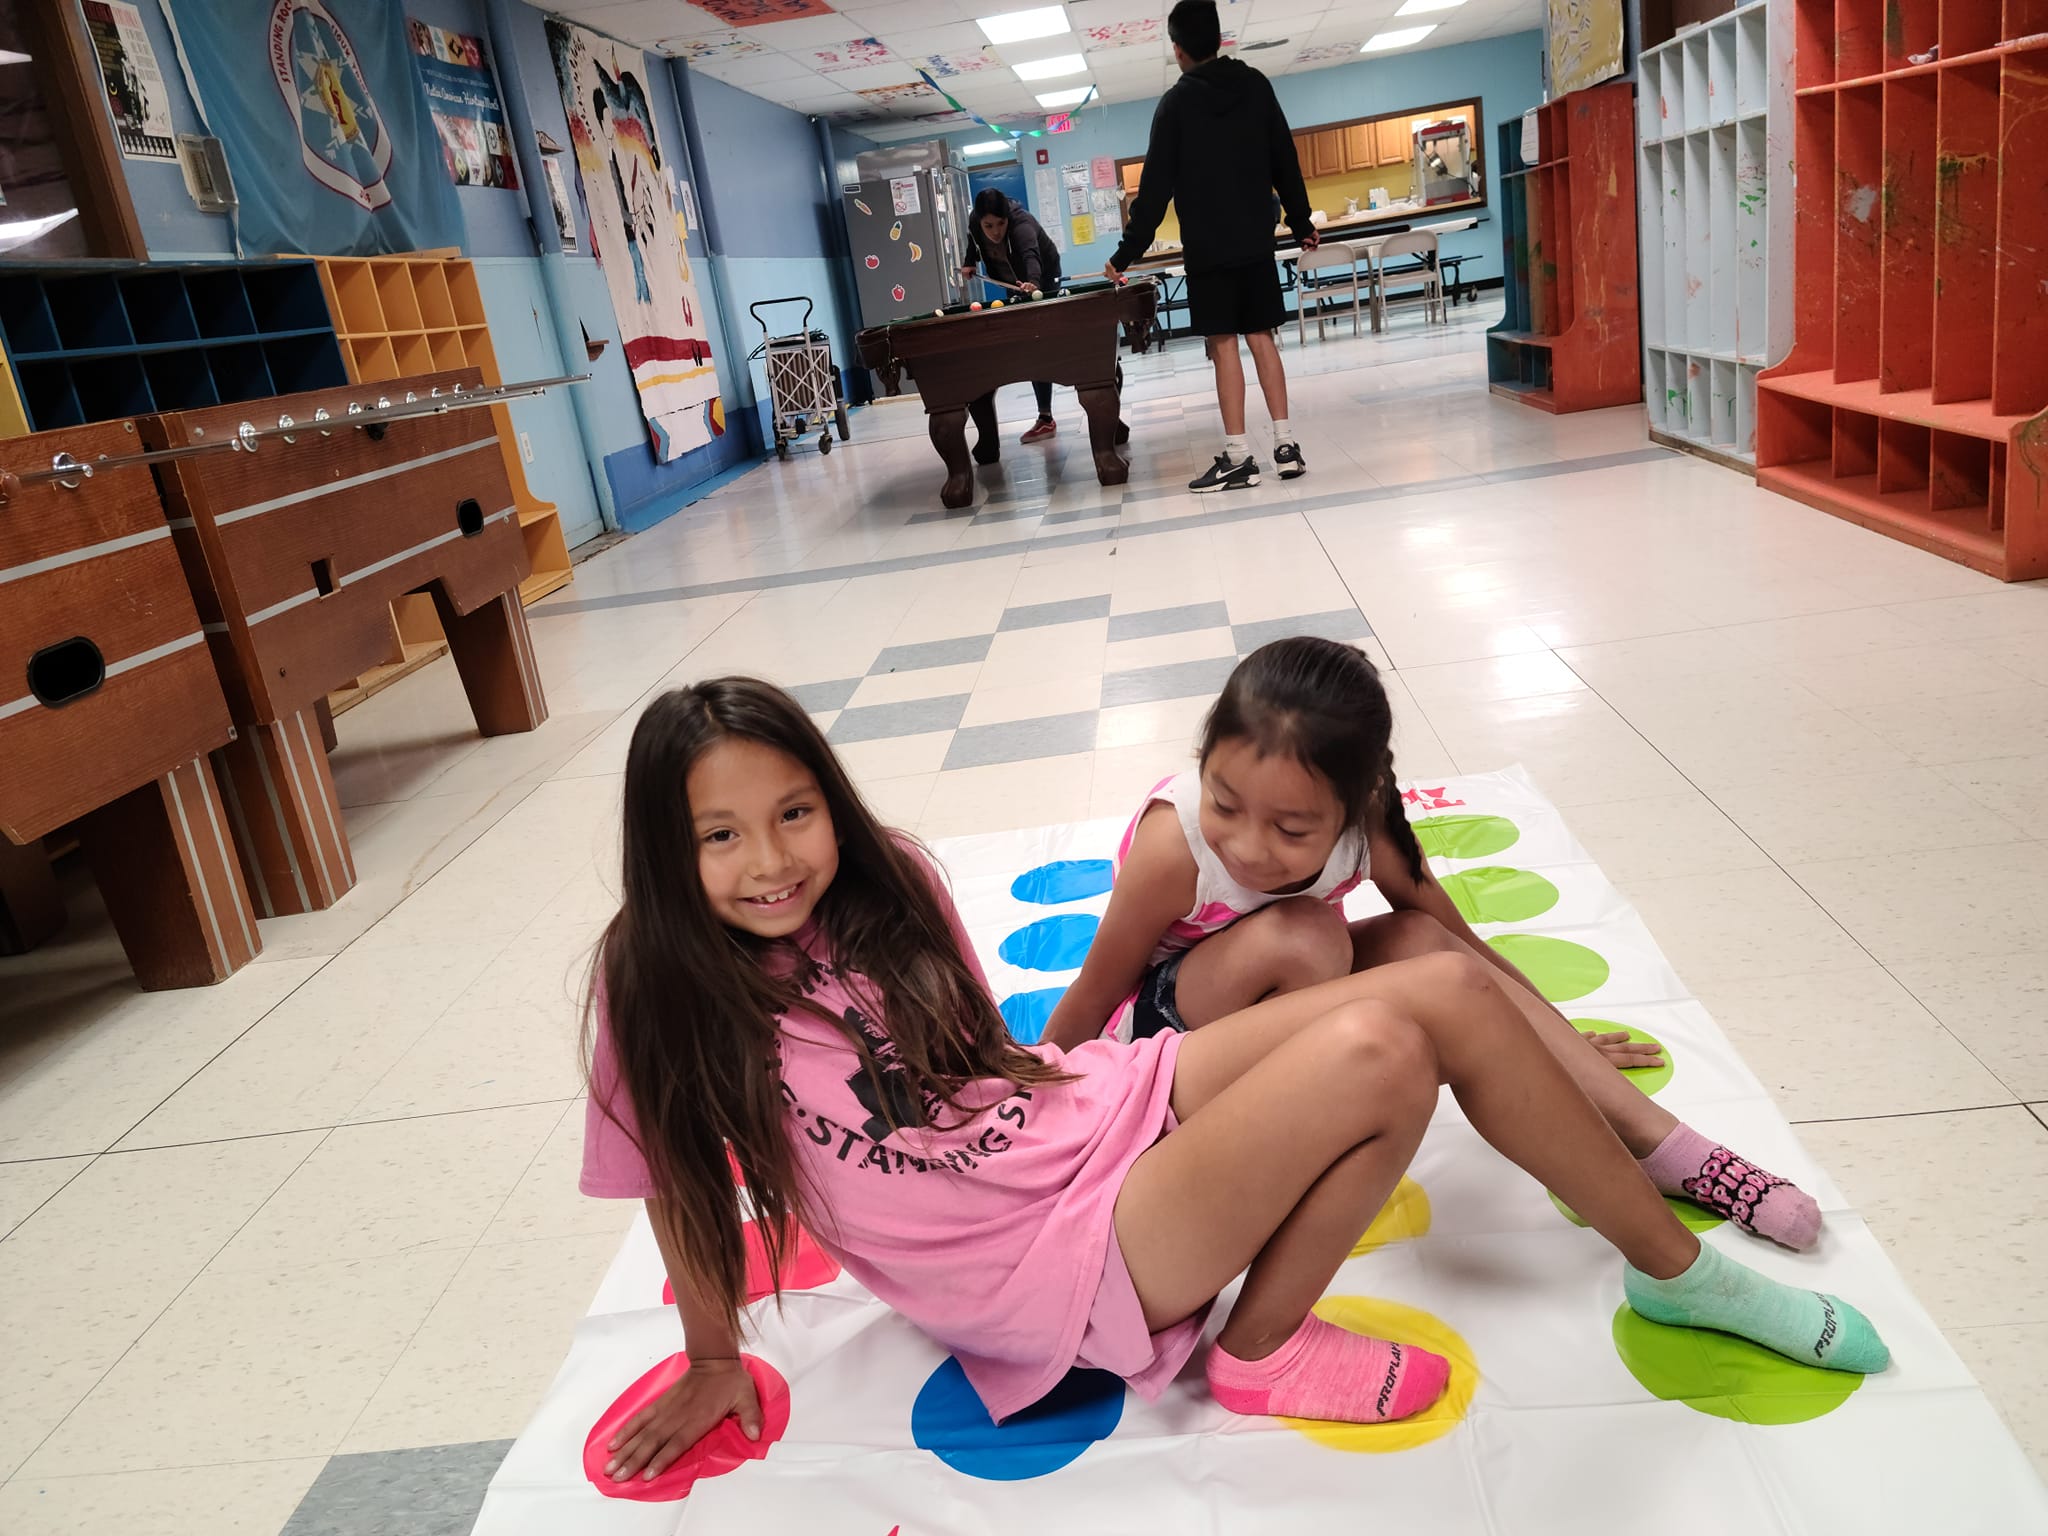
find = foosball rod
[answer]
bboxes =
[0,372,592,500]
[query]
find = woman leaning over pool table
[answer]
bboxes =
[959,188,1064,446]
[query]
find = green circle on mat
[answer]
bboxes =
[1487,933,1609,1002]
[1440,866,1560,924]
[1609,1304,1863,1425]
[1412,813,1521,860]
[1551,1190,1723,1234]
[1572,1019,1673,1096]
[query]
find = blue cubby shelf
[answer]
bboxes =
[0,259,348,431]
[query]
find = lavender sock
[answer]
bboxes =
[1641,1123,1822,1250]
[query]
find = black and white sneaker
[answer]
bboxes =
[1189,453,1260,492]
[1274,441,1307,479]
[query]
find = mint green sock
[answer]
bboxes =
[1624,1241,1890,1374]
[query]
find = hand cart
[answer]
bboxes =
[747,296,850,460]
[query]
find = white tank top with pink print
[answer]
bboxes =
[1114,767,1369,976]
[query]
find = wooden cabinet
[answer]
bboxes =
[1343,122,1377,171]
[1312,127,1347,178]
[1292,130,1316,174]
[1375,118,1412,165]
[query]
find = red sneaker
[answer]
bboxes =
[1020,417,1057,445]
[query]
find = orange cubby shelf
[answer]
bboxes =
[1755,0,2048,582]
[1486,81,1640,414]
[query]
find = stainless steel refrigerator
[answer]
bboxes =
[843,141,973,325]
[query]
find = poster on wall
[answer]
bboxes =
[542,155,576,250]
[157,0,462,256]
[547,17,723,461]
[1031,164,1064,252]
[1547,0,1624,96]
[83,1,175,160]
[407,19,518,188]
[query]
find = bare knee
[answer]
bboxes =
[1314,1003,1438,1123]
[1249,897,1352,992]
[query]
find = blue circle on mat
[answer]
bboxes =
[999,987,1067,1044]
[998,914,1099,972]
[1010,859,1115,905]
[911,1358,1124,1481]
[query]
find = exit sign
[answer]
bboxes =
[1045,113,1073,133]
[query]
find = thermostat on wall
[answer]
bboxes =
[176,134,236,214]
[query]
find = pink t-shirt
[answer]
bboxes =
[582,852,1191,1423]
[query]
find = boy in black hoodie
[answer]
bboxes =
[1106,0,1315,491]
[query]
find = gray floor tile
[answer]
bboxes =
[1041,505,1123,526]
[869,634,993,675]
[969,504,1049,527]
[998,594,1113,631]
[828,694,970,743]
[785,677,862,712]
[1109,601,1231,643]
[943,711,1100,770]
[1101,655,1240,707]
[906,505,980,526]
[281,1441,511,1536]
[1233,609,1373,652]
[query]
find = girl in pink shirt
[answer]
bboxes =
[1041,637,1828,1255]
[583,676,1887,1487]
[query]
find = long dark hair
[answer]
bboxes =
[971,187,1012,228]
[585,678,1066,1336]
[1199,637,1425,881]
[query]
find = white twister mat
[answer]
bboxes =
[472,768,2048,1535]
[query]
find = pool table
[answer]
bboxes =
[857,279,1158,509]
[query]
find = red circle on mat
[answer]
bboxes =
[662,1223,842,1306]
[582,1352,791,1502]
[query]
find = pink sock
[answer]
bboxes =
[1206,1314,1450,1424]
[1640,1123,1822,1250]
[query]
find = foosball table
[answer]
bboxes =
[1,420,259,988]
[1,368,574,987]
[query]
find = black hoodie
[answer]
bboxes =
[1110,55,1312,273]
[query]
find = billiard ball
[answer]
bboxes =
[1029,289,1043,300]
[990,299,1004,308]
[969,301,982,311]
[933,309,944,317]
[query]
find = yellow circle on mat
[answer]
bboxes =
[1351,1177,1432,1256]
[1281,1297,1479,1453]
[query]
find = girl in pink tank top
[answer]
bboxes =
[1041,638,1835,1256]
[580,673,1888,1491]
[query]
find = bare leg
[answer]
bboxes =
[1117,953,1701,1351]
[1115,1001,1437,1351]
[1208,335,1247,437]
[1353,910,1678,1157]
[1244,329,1290,425]
[1170,897,1352,1029]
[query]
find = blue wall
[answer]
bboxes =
[684,73,859,446]
[933,30,1546,288]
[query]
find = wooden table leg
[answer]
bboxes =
[0,835,63,955]
[78,757,261,989]
[929,406,975,509]
[431,587,550,738]
[314,695,339,753]
[211,709,356,917]
[1076,381,1132,488]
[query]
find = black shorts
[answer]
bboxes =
[1186,260,1286,338]
[1128,950,1192,1039]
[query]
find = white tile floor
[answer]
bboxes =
[3,298,2045,1533]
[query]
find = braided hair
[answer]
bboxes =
[1199,636,1426,883]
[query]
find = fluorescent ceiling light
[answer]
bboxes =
[1362,25,1438,50]
[1395,0,1465,12]
[1013,52,1086,80]
[1035,85,1092,107]
[961,139,1011,155]
[977,6,1070,45]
